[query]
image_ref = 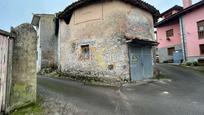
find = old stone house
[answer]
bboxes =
[57,0,159,81]
[31,14,58,72]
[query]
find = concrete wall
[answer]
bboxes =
[183,6,204,59]
[37,15,58,71]
[158,44,182,63]
[59,1,155,80]
[9,23,37,111]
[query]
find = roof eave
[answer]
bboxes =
[160,5,183,16]
[155,0,204,27]
[58,0,160,24]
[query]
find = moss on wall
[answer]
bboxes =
[8,23,37,112]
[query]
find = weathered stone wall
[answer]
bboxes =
[59,1,155,80]
[37,15,58,70]
[9,23,37,111]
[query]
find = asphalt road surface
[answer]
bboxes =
[38,64,204,115]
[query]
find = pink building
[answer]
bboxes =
[156,0,204,63]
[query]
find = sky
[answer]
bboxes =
[0,0,201,31]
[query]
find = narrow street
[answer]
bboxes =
[38,64,204,115]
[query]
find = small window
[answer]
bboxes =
[166,29,174,40]
[167,47,175,56]
[197,20,204,39]
[108,65,114,70]
[81,45,90,60]
[200,44,204,54]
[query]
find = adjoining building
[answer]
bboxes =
[156,0,204,63]
[31,14,58,72]
[57,0,159,81]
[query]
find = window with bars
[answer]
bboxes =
[166,29,174,40]
[200,44,204,55]
[197,20,204,39]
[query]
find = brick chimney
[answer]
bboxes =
[183,0,192,8]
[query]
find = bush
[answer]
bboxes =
[192,61,199,66]
[153,74,169,80]
[186,62,192,66]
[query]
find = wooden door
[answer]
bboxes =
[129,45,143,81]
[0,36,8,112]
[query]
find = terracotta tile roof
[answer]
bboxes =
[57,0,160,24]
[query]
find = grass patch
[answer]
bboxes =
[10,97,44,115]
[154,74,169,80]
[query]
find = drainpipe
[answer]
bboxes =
[55,14,61,70]
[179,16,187,62]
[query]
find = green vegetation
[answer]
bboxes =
[154,74,169,80]
[186,62,192,66]
[192,61,199,66]
[186,61,200,66]
[11,98,44,115]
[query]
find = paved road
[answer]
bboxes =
[38,64,204,115]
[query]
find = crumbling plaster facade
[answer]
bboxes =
[58,1,155,80]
